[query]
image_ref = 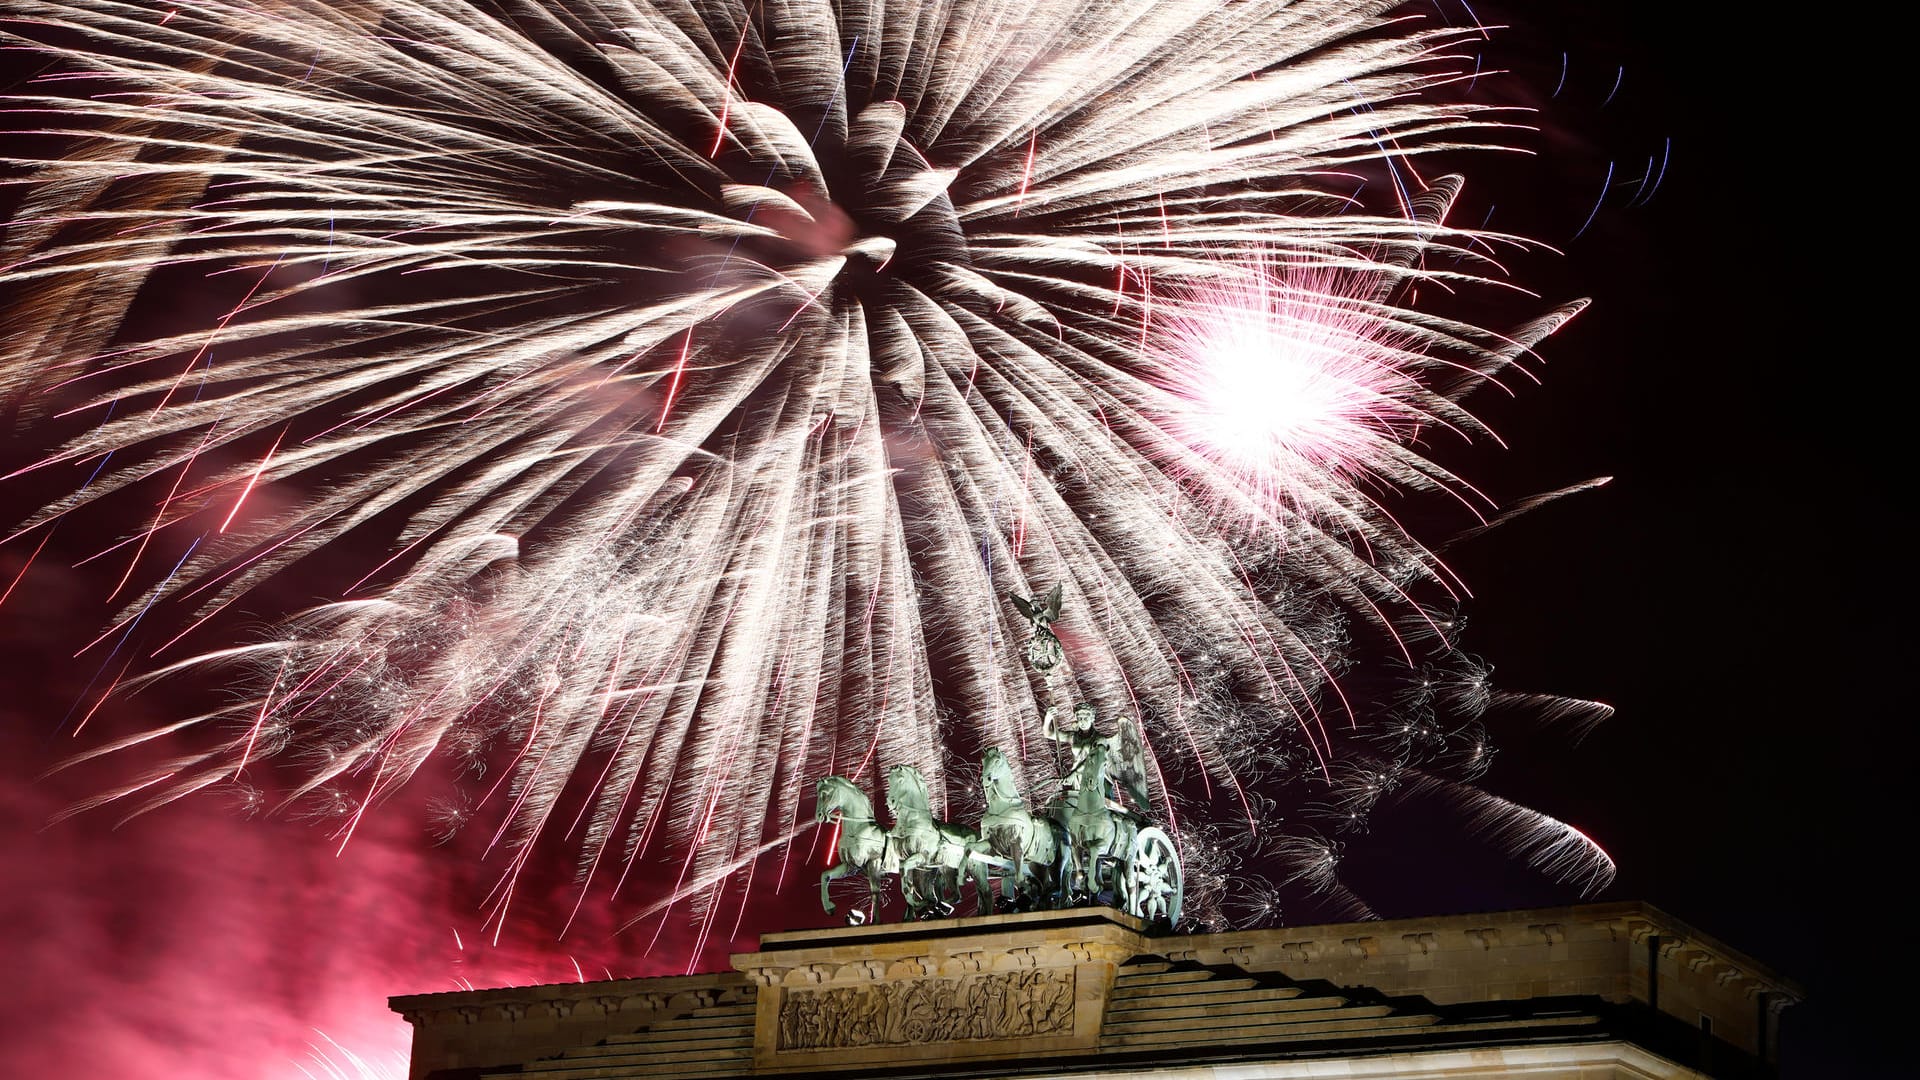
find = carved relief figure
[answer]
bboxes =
[777,970,1076,1051]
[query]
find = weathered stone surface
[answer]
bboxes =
[391,901,1801,1079]
[776,967,1073,1050]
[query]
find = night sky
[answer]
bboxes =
[0,2,1880,1077]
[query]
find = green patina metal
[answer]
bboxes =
[814,588,1182,926]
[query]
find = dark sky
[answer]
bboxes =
[1423,3,1880,1073]
[0,2,1880,1076]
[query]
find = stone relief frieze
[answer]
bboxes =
[777,968,1074,1050]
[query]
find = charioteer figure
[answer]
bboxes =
[1042,700,1151,812]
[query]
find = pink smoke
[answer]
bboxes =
[0,548,779,1079]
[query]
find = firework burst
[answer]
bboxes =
[1,0,1610,941]
[1149,259,1445,523]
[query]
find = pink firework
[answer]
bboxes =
[1148,260,1448,525]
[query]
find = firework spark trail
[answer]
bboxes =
[294,1031,408,1080]
[2,0,1610,932]
[1390,773,1616,895]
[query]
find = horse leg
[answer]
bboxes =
[820,861,848,915]
[867,865,884,924]
[849,863,881,925]
[933,857,956,914]
[935,865,960,918]
[1096,830,1120,907]
[899,854,925,919]
[1038,827,1062,909]
[1056,844,1073,906]
[1011,827,1036,911]
[993,820,1020,904]
[1006,820,1033,908]
[961,856,986,917]
[1034,835,1061,911]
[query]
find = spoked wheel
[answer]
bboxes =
[1124,826,1182,926]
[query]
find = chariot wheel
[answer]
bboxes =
[1124,826,1182,926]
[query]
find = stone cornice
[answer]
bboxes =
[389,969,752,1027]
[392,900,1799,1078]
[1171,899,1803,1004]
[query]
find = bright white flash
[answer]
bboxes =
[1152,264,1428,519]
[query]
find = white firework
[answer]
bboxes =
[1,0,1607,936]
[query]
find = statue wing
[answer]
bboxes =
[1011,592,1036,622]
[1110,715,1152,810]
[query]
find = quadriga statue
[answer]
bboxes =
[811,587,1181,925]
[813,733,1181,926]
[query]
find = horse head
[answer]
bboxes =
[981,747,1015,797]
[815,775,865,823]
[886,763,931,820]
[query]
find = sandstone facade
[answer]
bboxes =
[392,901,1799,1078]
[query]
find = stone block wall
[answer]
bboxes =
[392,901,1801,1077]
[391,971,753,1079]
[1167,900,1798,1062]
